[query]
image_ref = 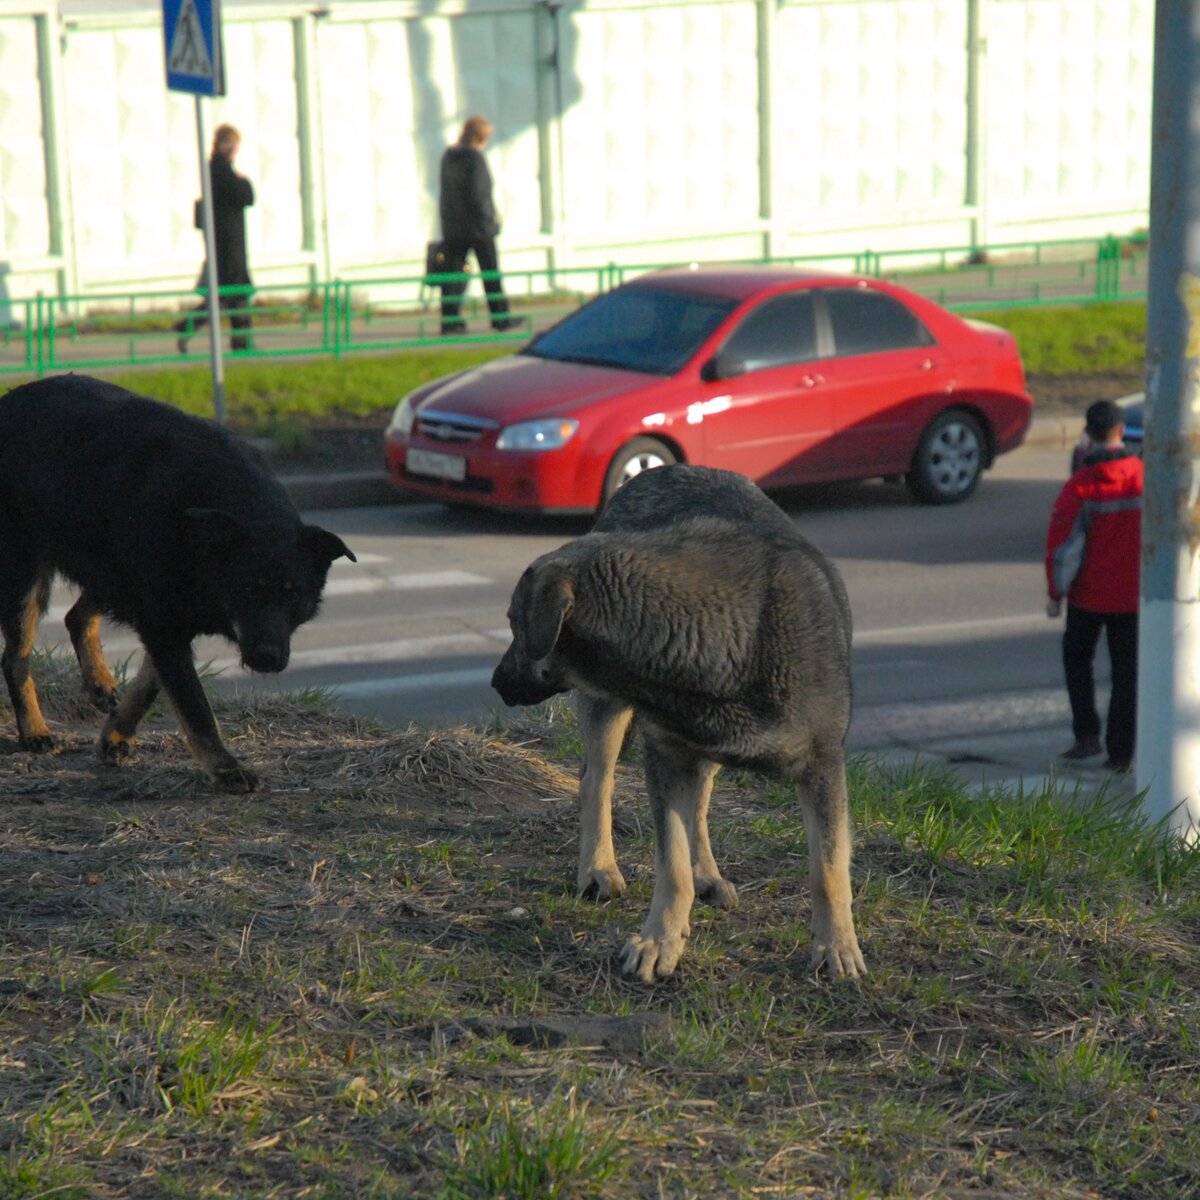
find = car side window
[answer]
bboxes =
[824,288,934,356]
[721,292,819,372]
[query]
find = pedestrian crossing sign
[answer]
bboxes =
[163,0,225,97]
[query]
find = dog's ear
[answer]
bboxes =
[301,524,357,567]
[522,564,575,660]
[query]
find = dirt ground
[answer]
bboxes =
[249,369,1144,475]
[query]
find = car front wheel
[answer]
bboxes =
[601,438,677,507]
[907,410,985,505]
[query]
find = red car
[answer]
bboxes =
[385,265,1032,514]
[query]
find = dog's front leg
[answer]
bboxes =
[99,652,160,764]
[140,636,259,793]
[619,736,703,981]
[575,691,632,899]
[798,744,866,980]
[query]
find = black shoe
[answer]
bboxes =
[1103,757,1132,774]
[440,325,465,337]
[1059,737,1103,761]
[492,317,523,332]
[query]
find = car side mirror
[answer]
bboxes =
[701,352,747,382]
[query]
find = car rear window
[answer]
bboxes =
[825,287,934,356]
[525,286,736,375]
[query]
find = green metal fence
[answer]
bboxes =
[0,233,1148,378]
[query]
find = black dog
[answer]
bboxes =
[0,374,354,792]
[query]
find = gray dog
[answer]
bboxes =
[491,464,865,982]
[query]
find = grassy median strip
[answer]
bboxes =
[1,659,1198,1198]
[47,301,1144,429]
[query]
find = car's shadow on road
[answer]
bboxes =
[350,470,1060,568]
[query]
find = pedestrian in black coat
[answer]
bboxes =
[437,115,519,335]
[176,123,255,353]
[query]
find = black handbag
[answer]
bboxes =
[424,239,447,280]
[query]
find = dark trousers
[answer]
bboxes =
[439,237,510,333]
[174,286,253,350]
[1063,605,1138,761]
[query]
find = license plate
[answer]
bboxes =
[407,448,467,482]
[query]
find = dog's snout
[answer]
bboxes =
[242,643,289,674]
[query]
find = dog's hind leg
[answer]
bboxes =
[65,593,117,712]
[138,636,259,793]
[796,742,866,980]
[619,731,706,981]
[575,690,632,899]
[690,761,738,910]
[0,565,55,751]
[99,653,160,764]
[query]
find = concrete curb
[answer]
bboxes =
[279,416,1080,511]
[280,468,398,511]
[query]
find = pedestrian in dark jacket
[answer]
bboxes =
[437,115,519,336]
[176,122,255,353]
[1045,399,1143,772]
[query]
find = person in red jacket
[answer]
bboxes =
[1045,399,1143,773]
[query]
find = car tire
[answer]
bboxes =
[601,438,677,507]
[906,409,986,505]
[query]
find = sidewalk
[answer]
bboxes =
[278,413,1084,511]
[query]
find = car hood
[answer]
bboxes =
[413,354,656,423]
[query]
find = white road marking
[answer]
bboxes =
[323,569,490,597]
[43,568,491,623]
[854,614,1048,644]
[205,629,512,675]
[335,667,498,698]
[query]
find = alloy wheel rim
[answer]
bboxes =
[929,423,980,494]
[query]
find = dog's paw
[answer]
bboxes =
[211,762,260,794]
[619,930,688,982]
[809,935,867,981]
[98,730,134,763]
[695,873,738,910]
[578,865,627,901]
[20,733,55,754]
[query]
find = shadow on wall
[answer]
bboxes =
[407,0,584,235]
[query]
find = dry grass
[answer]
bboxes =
[2,665,1200,1198]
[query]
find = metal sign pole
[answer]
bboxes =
[194,96,226,424]
[164,0,226,422]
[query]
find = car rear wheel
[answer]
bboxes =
[906,410,985,505]
[601,438,677,507]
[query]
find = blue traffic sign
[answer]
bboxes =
[163,0,225,97]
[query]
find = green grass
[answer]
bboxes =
[3,673,1200,1197]
[970,301,1146,374]
[99,346,511,424]
[8,301,1141,431]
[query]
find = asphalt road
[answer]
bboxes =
[41,446,1093,787]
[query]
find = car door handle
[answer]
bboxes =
[799,373,825,388]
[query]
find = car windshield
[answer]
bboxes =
[523,285,737,376]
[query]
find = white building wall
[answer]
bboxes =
[0,12,53,261]
[0,0,1157,304]
[773,0,971,251]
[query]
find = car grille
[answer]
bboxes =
[416,410,498,444]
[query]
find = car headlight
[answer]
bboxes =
[388,395,417,438]
[496,419,579,451]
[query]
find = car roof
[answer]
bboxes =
[625,264,872,301]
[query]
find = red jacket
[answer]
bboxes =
[1045,447,1142,612]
